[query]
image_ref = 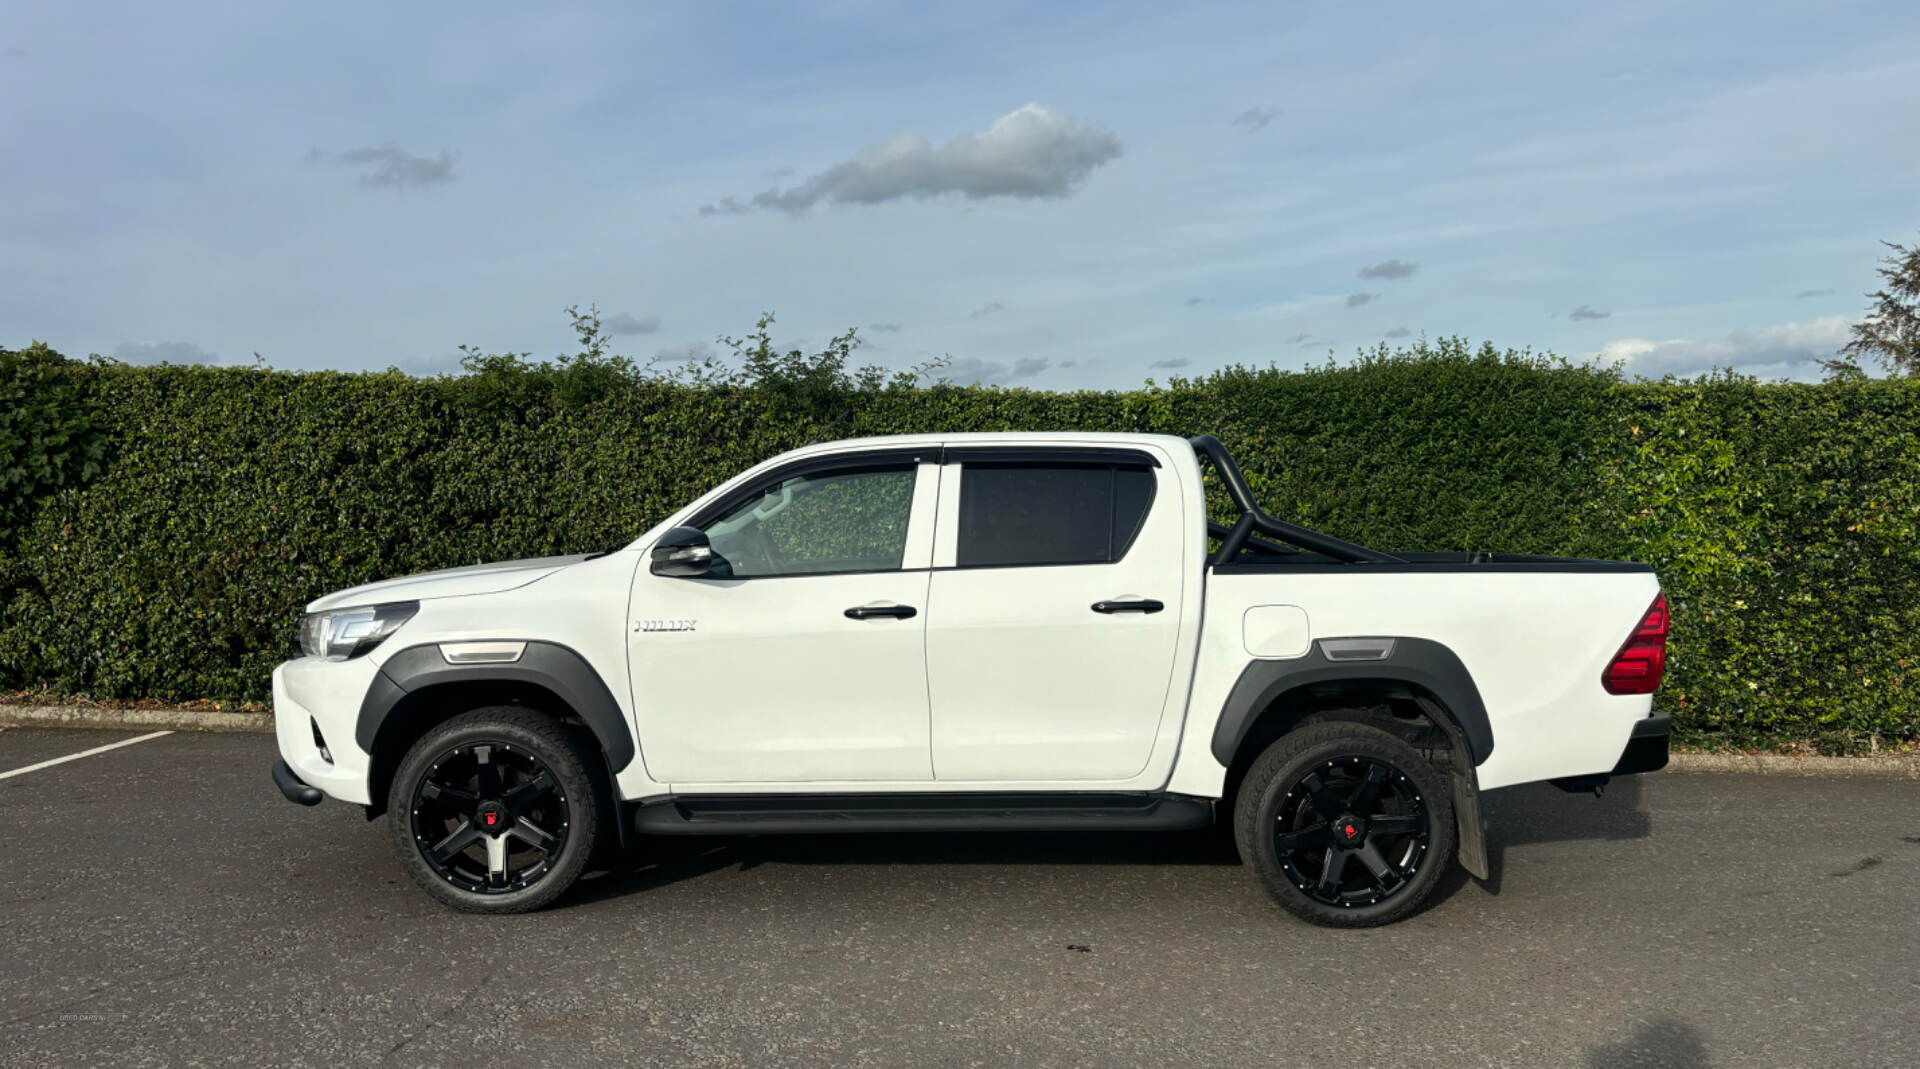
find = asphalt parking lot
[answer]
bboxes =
[2,727,1917,1069]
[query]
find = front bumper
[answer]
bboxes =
[272,759,323,806]
[272,658,378,805]
[1611,712,1672,776]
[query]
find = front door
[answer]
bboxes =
[628,457,938,784]
[924,450,1186,782]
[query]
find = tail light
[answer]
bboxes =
[1601,592,1668,695]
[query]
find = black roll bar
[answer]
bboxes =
[1187,434,1405,566]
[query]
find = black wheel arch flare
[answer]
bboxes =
[1210,638,1495,768]
[357,641,636,774]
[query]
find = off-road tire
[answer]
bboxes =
[388,708,603,914]
[1233,721,1455,927]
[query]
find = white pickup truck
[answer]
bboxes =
[272,432,1670,927]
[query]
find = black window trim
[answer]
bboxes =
[950,453,1160,570]
[691,445,1159,532]
[672,443,1167,579]
[942,445,1161,468]
[687,448,931,531]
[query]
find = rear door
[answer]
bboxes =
[924,447,1186,782]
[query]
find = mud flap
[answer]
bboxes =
[1412,693,1490,881]
[1451,766,1489,880]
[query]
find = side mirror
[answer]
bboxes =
[650,526,714,577]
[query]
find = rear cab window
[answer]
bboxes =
[955,462,1156,567]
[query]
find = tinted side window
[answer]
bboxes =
[956,464,1156,567]
[702,465,916,577]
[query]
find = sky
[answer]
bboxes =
[3,1,1917,387]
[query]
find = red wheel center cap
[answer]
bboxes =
[478,803,506,830]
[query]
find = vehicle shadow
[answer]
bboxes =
[1437,774,1653,898]
[569,839,755,904]
[570,777,1652,910]
[566,827,1241,906]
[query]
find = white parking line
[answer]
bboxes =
[0,731,174,780]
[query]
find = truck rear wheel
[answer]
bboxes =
[1233,721,1454,927]
[388,708,603,914]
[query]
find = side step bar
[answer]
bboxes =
[632,792,1215,836]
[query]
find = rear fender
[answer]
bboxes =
[1211,637,1492,880]
[1209,637,1494,767]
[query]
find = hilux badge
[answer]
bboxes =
[635,619,697,633]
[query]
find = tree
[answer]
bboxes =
[1833,237,1920,377]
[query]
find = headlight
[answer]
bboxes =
[299,602,418,661]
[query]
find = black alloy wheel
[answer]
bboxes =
[1272,755,1429,907]
[409,740,572,894]
[1234,720,1456,928]
[388,708,602,913]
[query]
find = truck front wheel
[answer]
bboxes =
[1233,721,1455,927]
[387,708,603,914]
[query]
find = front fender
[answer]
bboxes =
[357,641,636,773]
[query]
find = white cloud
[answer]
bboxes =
[602,312,660,335]
[939,357,1006,384]
[321,144,457,190]
[1358,259,1418,280]
[393,350,467,376]
[701,103,1122,215]
[114,340,221,365]
[939,354,1050,384]
[654,341,715,365]
[1598,315,1849,379]
[1233,107,1279,132]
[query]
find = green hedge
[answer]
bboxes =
[2,337,1915,753]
